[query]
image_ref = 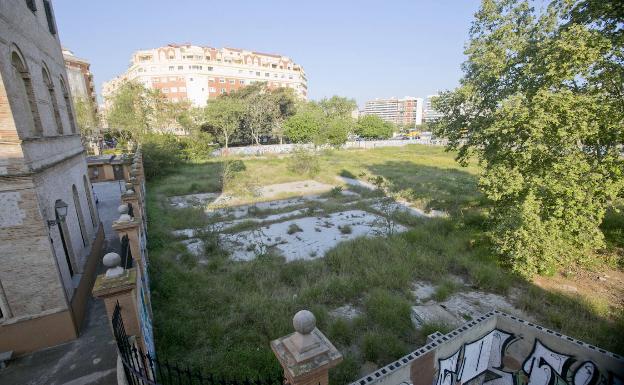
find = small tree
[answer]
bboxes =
[283,108,323,144]
[73,96,98,143]
[204,97,245,150]
[318,96,357,119]
[106,80,152,143]
[356,115,394,139]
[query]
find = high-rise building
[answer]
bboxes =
[62,47,97,115]
[0,0,102,354]
[424,94,443,123]
[102,43,308,108]
[363,97,423,127]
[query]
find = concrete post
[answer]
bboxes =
[271,310,342,385]
[92,252,146,351]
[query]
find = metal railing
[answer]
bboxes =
[112,303,283,385]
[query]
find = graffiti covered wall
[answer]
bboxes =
[349,312,624,385]
[434,329,622,385]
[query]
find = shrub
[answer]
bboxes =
[287,223,303,235]
[142,133,185,180]
[339,225,352,234]
[329,186,343,198]
[288,149,320,176]
[180,131,215,161]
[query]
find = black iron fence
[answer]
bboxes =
[112,302,284,385]
[120,235,133,269]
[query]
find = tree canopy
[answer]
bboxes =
[356,115,395,139]
[433,0,624,277]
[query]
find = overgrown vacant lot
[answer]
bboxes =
[146,145,624,384]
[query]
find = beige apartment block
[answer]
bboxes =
[0,0,103,355]
[102,43,308,109]
[363,96,424,127]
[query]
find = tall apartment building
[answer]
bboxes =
[0,0,103,354]
[102,43,308,108]
[363,97,423,127]
[62,47,97,115]
[424,94,443,123]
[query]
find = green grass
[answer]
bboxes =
[146,145,624,384]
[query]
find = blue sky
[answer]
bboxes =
[54,0,481,108]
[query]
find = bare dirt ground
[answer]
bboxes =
[533,267,624,309]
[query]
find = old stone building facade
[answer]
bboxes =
[0,0,103,354]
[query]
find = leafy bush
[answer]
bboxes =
[287,223,303,235]
[288,149,320,176]
[339,225,352,234]
[180,131,215,161]
[356,115,395,139]
[142,133,185,180]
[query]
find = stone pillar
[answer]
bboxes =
[271,310,342,385]
[121,193,141,224]
[92,252,145,349]
[112,213,144,274]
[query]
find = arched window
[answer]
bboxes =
[11,49,43,137]
[83,175,97,228]
[59,77,76,134]
[42,66,63,134]
[72,185,87,247]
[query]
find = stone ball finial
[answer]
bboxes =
[103,252,124,278]
[117,204,129,214]
[293,310,316,334]
[118,213,132,222]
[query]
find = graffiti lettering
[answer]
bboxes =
[435,330,620,385]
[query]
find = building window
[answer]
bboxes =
[162,88,169,93]
[83,175,97,228]
[11,50,43,137]
[229,80,235,85]
[256,72,260,76]
[169,66,174,71]
[177,66,183,70]
[43,0,56,34]
[72,185,87,247]
[265,72,269,77]
[59,78,76,134]
[219,78,225,83]
[208,78,215,82]
[221,88,226,94]
[209,87,216,92]
[239,80,245,85]
[26,0,36,12]
[42,67,63,135]
[207,66,213,71]
[171,87,177,93]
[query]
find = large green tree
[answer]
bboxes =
[318,96,357,119]
[356,115,395,139]
[434,0,624,277]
